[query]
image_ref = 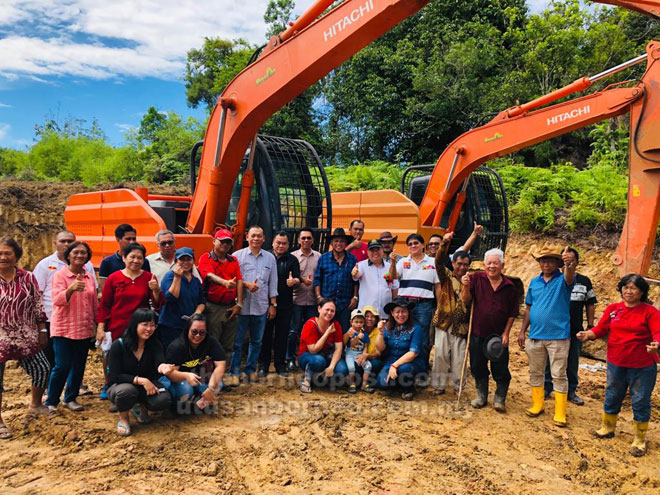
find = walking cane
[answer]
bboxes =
[456,306,474,409]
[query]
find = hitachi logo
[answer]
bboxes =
[324,0,374,42]
[547,105,591,126]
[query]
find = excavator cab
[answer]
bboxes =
[401,165,509,261]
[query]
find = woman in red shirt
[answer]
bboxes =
[578,273,660,457]
[97,243,162,399]
[297,298,348,393]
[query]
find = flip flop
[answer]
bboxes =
[116,421,131,437]
[131,405,152,424]
[27,405,57,417]
[300,380,312,394]
[0,424,12,440]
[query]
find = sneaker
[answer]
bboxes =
[568,393,585,406]
[224,375,240,387]
[286,360,298,372]
[276,369,290,377]
[63,401,84,412]
[99,384,109,400]
[257,369,267,378]
[79,385,93,396]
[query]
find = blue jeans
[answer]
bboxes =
[410,298,433,366]
[286,304,317,361]
[168,380,209,401]
[45,337,89,406]
[376,357,427,395]
[230,313,267,376]
[603,361,657,422]
[298,352,348,389]
[345,349,372,375]
[545,334,581,395]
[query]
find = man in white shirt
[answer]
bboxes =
[146,229,201,283]
[352,240,398,318]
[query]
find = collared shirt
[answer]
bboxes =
[234,247,278,316]
[526,270,573,340]
[50,267,98,340]
[292,249,321,306]
[197,251,242,305]
[349,242,368,262]
[395,255,439,299]
[159,271,206,330]
[354,259,399,318]
[146,252,202,284]
[383,323,424,360]
[570,273,597,334]
[33,252,97,320]
[271,251,301,310]
[99,251,151,279]
[469,271,519,338]
[313,251,357,309]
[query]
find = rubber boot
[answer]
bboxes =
[594,412,618,438]
[525,386,545,417]
[630,421,649,457]
[553,392,568,427]
[493,381,509,413]
[470,379,488,409]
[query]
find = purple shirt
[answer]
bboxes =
[469,272,519,338]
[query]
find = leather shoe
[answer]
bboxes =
[257,369,267,378]
[568,393,585,406]
[248,372,259,383]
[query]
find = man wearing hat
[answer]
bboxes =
[198,229,243,381]
[157,247,207,349]
[518,244,576,427]
[314,227,358,334]
[378,232,399,262]
[352,239,399,319]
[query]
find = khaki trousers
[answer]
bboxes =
[431,326,467,391]
[205,301,238,354]
[525,338,570,393]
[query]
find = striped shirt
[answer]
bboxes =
[395,255,439,299]
[50,267,98,340]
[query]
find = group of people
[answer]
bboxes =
[0,220,657,457]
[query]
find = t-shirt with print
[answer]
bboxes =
[166,335,226,376]
[570,273,597,335]
[346,330,370,353]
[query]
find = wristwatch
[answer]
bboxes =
[270,302,278,307]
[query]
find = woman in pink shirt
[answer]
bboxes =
[45,242,98,412]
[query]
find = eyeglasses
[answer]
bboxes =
[190,330,207,337]
[427,242,440,246]
[407,241,421,246]
[159,240,175,246]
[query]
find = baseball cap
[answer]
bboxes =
[214,228,233,241]
[175,247,194,259]
[367,239,382,250]
[350,308,365,320]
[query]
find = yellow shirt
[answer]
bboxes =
[366,328,380,355]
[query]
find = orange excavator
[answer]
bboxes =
[66,0,660,279]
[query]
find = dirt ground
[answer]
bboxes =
[1,181,660,494]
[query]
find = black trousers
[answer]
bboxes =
[259,307,293,373]
[108,382,171,413]
[469,334,511,384]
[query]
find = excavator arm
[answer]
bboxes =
[420,39,660,277]
[185,0,430,234]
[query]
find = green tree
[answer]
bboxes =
[264,0,295,38]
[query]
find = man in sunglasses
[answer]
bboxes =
[198,229,243,386]
[147,230,202,284]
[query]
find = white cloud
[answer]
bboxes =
[0,0,317,82]
[0,103,12,108]
[0,123,11,141]
[115,123,136,132]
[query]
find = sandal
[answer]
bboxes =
[27,405,56,417]
[348,384,357,394]
[131,405,152,424]
[0,424,12,440]
[401,392,414,401]
[300,380,312,394]
[362,384,375,394]
[116,421,131,437]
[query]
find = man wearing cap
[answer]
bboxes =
[517,244,576,427]
[352,239,398,319]
[198,229,243,375]
[461,248,519,411]
[158,247,206,349]
[314,227,358,334]
[147,229,202,283]
[286,229,321,372]
[431,231,470,395]
[346,219,368,262]
[258,231,301,378]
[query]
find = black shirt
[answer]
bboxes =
[570,273,597,335]
[99,251,151,278]
[108,338,164,385]
[270,251,301,310]
[166,335,226,375]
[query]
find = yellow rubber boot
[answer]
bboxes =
[553,392,568,427]
[594,412,618,438]
[525,386,545,417]
[630,421,649,457]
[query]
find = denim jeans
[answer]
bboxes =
[376,357,427,395]
[603,361,657,422]
[545,335,582,395]
[410,298,433,365]
[286,304,317,361]
[168,380,209,401]
[45,337,89,406]
[298,351,348,389]
[230,313,267,376]
[345,349,372,375]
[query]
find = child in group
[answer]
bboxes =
[343,309,372,393]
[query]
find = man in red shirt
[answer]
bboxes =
[346,220,368,262]
[198,229,243,369]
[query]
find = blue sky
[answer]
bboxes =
[0,0,551,150]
